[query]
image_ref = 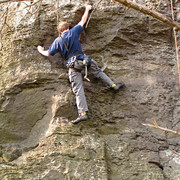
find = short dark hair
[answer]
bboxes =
[57,21,69,33]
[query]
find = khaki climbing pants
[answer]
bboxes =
[68,59,114,114]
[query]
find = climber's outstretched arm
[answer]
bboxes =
[37,45,50,56]
[78,4,92,27]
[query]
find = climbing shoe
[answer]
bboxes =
[71,114,88,124]
[111,83,125,91]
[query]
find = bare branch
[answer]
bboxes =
[0,0,42,38]
[114,0,180,31]
[152,118,158,128]
[0,0,42,19]
[142,119,180,136]
[0,0,32,4]
[171,150,180,156]
[0,6,12,34]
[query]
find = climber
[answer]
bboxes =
[37,4,124,124]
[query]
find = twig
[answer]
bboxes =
[0,0,31,4]
[21,0,42,8]
[0,6,8,20]
[21,2,34,16]
[142,119,180,136]
[171,149,180,156]
[0,0,42,20]
[0,6,13,34]
[152,118,158,128]
[0,0,42,29]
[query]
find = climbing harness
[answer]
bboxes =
[66,56,77,68]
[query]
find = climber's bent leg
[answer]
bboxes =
[88,59,114,86]
[88,59,125,90]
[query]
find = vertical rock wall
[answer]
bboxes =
[0,0,180,179]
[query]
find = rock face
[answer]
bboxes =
[0,0,180,179]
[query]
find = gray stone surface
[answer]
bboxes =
[0,0,180,179]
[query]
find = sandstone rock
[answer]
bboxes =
[0,0,180,179]
[2,144,22,162]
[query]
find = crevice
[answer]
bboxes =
[148,161,164,170]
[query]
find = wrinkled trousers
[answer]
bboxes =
[68,59,114,114]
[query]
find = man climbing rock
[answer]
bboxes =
[37,4,124,124]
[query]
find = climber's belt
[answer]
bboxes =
[66,53,92,81]
[66,51,83,69]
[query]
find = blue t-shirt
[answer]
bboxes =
[48,25,84,60]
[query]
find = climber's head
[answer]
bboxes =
[57,21,69,33]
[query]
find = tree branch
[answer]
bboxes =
[114,0,180,31]
[0,0,31,4]
[171,149,180,156]
[0,0,42,36]
[142,119,180,136]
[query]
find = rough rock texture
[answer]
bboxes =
[0,0,180,179]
